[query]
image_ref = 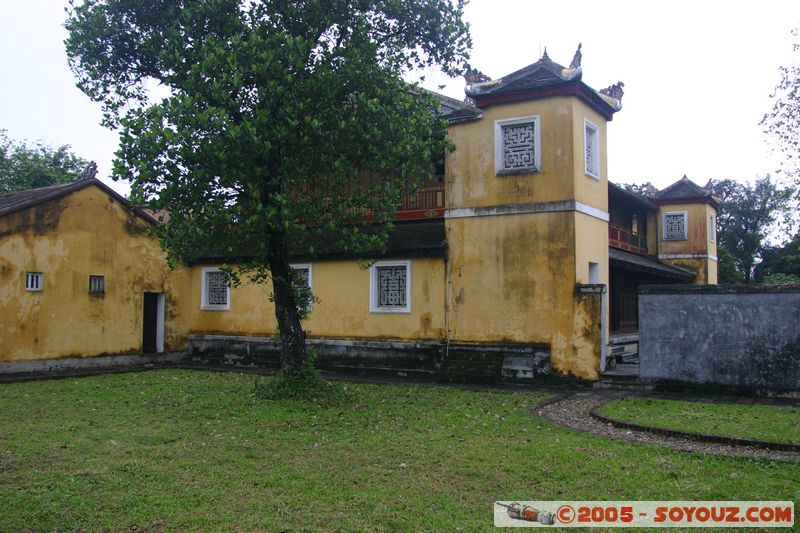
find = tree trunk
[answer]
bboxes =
[266,231,308,374]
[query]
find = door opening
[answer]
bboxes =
[143,292,165,353]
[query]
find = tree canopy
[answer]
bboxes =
[762,28,800,188]
[711,177,792,283]
[65,0,471,373]
[0,130,89,194]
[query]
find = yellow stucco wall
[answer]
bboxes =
[179,258,446,342]
[446,98,577,209]
[657,202,718,284]
[0,185,188,361]
[572,100,609,212]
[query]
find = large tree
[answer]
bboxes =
[65,0,470,374]
[762,28,800,188]
[0,130,89,194]
[711,177,792,283]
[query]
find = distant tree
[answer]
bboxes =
[762,28,800,189]
[711,177,792,282]
[65,0,471,376]
[0,130,89,194]
[754,232,800,283]
[717,245,744,284]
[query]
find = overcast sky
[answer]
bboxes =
[2,1,799,196]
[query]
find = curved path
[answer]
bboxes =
[534,392,800,463]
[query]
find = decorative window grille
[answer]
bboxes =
[290,264,313,312]
[370,261,411,313]
[663,212,688,241]
[709,214,716,243]
[584,119,600,179]
[202,268,230,310]
[25,272,42,292]
[495,116,540,175]
[88,275,105,294]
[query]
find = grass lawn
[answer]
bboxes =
[0,370,798,531]
[600,397,800,445]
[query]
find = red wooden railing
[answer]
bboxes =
[608,223,648,254]
[396,183,445,220]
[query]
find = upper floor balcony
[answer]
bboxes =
[396,182,445,220]
[609,223,648,255]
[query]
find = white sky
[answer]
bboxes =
[1,1,799,196]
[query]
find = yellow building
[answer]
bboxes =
[0,48,718,381]
[0,178,187,364]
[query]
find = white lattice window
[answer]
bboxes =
[663,211,688,241]
[495,116,540,175]
[290,263,313,312]
[25,272,42,292]
[370,260,411,313]
[584,118,600,179]
[201,267,230,310]
[709,214,716,243]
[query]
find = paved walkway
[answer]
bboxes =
[534,391,800,463]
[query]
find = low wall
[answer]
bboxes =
[188,334,551,383]
[639,285,800,392]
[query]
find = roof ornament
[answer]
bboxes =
[463,66,491,84]
[568,43,582,70]
[541,47,550,60]
[561,43,583,80]
[76,161,98,182]
[598,81,625,111]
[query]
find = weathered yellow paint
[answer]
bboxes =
[572,100,609,212]
[447,98,577,209]
[178,258,446,342]
[0,185,188,361]
[657,202,718,284]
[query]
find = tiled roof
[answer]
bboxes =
[655,175,717,205]
[609,247,695,281]
[0,178,157,225]
[608,182,657,211]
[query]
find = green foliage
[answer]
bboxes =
[65,0,471,374]
[717,244,744,284]
[711,177,792,282]
[763,272,800,284]
[254,350,347,403]
[0,130,89,194]
[755,232,800,282]
[762,28,800,188]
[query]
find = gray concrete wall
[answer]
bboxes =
[639,285,800,392]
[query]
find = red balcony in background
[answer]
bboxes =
[609,223,648,254]
[396,183,445,220]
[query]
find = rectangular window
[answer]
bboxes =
[584,118,600,179]
[588,262,600,284]
[495,116,541,175]
[663,211,688,241]
[88,275,105,294]
[25,272,42,292]
[290,263,313,312]
[201,267,230,310]
[709,214,716,243]
[370,260,411,313]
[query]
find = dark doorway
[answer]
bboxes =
[143,292,164,353]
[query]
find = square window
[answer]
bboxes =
[370,260,411,313]
[495,116,540,175]
[584,118,600,179]
[663,212,688,241]
[88,275,105,294]
[201,268,230,310]
[290,263,313,312]
[25,272,42,292]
